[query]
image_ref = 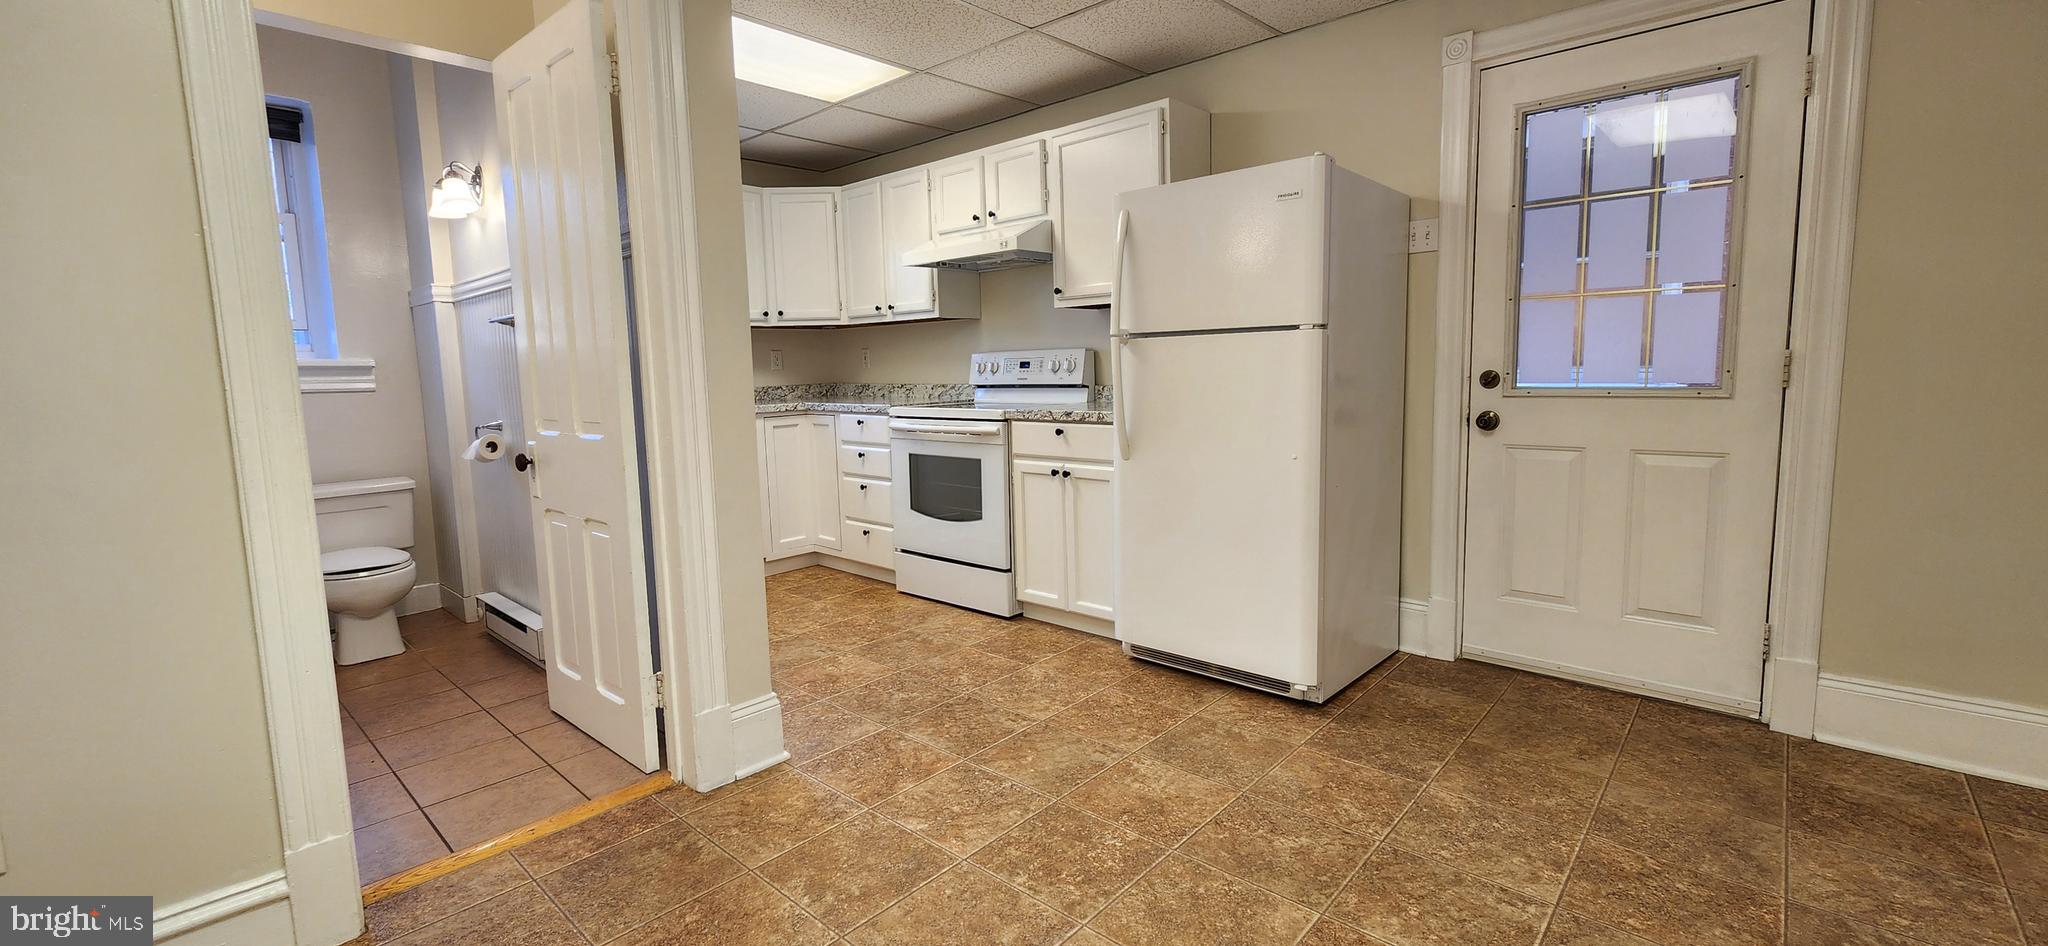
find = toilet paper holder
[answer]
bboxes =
[472,421,505,440]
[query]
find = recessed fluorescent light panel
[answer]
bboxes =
[732,17,908,103]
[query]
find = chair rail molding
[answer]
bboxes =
[1427,0,1872,734]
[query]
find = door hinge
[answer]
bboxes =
[1761,622,1773,660]
[609,52,621,96]
[1781,349,1794,388]
[651,670,665,704]
[1802,55,1815,97]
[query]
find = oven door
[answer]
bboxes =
[889,420,1011,570]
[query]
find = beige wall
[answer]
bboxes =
[435,63,514,282]
[0,0,286,902]
[261,26,445,585]
[1817,0,2048,708]
[256,0,535,61]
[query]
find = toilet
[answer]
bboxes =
[313,477,420,665]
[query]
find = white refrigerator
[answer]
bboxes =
[1111,155,1408,703]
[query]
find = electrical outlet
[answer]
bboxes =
[769,349,784,371]
[1409,218,1439,253]
[860,347,870,369]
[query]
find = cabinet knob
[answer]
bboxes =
[1062,469,1071,478]
[862,529,871,536]
[857,451,866,458]
[886,304,894,310]
[855,419,864,425]
[1054,427,1065,436]
[971,214,981,222]
[859,484,867,491]
[1052,287,1063,296]
[874,305,882,312]
[776,310,784,316]
[988,210,997,219]
[1048,468,1059,476]
[760,310,769,318]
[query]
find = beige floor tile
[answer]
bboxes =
[771,631,843,666]
[1629,700,1785,767]
[1140,714,1300,788]
[848,862,1074,946]
[1788,831,2023,946]
[1388,788,1582,902]
[805,615,903,650]
[1325,652,1405,708]
[1327,847,1550,946]
[970,722,1125,795]
[1972,775,2048,833]
[1560,838,1784,946]
[1031,644,1135,690]
[608,874,836,946]
[536,820,744,943]
[514,719,598,764]
[351,773,418,829]
[783,701,885,762]
[377,712,514,770]
[783,653,896,697]
[875,763,1052,856]
[1386,655,1519,703]
[1782,903,1927,946]
[1063,755,1237,844]
[355,810,451,885]
[972,804,1166,920]
[800,729,960,804]
[1300,918,1385,946]
[1989,821,2048,894]
[426,644,538,689]
[900,647,1027,691]
[893,696,1038,756]
[424,767,586,850]
[1541,911,1659,945]
[396,737,545,806]
[1611,726,1786,825]
[364,853,529,942]
[1048,688,1192,751]
[341,713,369,747]
[511,795,675,877]
[337,651,435,692]
[355,689,485,740]
[461,669,547,709]
[684,771,865,867]
[973,622,1084,663]
[1432,739,1608,827]
[1497,673,1640,723]
[653,765,787,818]
[1590,780,1785,891]
[484,693,559,735]
[2013,889,2047,946]
[348,740,393,784]
[851,628,965,666]
[1247,747,1421,837]
[343,670,459,714]
[554,746,648,798]
[1303,681,1490,781]
[1181,795,1374,908]
[1788,775,1998,882]
[1109,663,1233,714]
[1194,687,1344,744]
[381,883,581,946]
[397,614,480,651]
[1090,853,1316,946]
[759,812,957,933]
[974,663,1110,719]
[829,672,961,724]
[1788,738,1973,812]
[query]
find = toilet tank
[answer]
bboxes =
[312,477,417,553]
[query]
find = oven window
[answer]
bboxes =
[908,454,983,522]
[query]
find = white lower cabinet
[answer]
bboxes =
[760,412,895,568]
[1011,423,1115,620]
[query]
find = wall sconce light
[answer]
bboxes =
[428,161,482,219]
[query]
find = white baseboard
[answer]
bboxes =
[1766,656,1819,738]
[1398,597,1430,655]
[764,552,821,575]
[1019,603,1115,639]
[284,830,361,946]
[153,871,295,945]
[438,583,479,622]
[1814,673,2048,790]
[765,551,895,583]
[730,692,787,780]
[398,582,440,617]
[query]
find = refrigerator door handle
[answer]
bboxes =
[1111,209,1130,461]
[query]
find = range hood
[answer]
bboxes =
[904,219,1052,272]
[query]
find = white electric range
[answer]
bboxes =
[887,348,1095,615]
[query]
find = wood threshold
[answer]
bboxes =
[360,772,675,904]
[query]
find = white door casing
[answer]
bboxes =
[1459,1,1808,714]
[493,0,659,770]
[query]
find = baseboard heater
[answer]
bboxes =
[479,591,544,666]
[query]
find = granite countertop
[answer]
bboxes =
[754,383,1114,424]
[1001,401,1113,424]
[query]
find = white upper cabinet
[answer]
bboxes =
[880,168,937,318]
[931,154,986,236]
[765,189,842,322]
[1048,109,1163,307]
[983,139,1047,226]
[838,179,886,321]
[742,186,771,324]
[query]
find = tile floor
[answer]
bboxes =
[342,611,649,884]
[345,566,2048,945]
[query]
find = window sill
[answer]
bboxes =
[298,357,376,393]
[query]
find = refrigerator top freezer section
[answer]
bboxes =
[1112,155,1332,337]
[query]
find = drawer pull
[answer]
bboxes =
[857,451,866,458]
[1054,427,1065,436]
[862,529,872,536]
[859,484,868,491]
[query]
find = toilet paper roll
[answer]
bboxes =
[463,433,507,463]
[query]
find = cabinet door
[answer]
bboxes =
[742,186,771,324]
[807,415,842,550]
[1013,458,1068,609]
[930,155,986,236]
[1048,109,1162,306]
[766,190,842,322]
[839,180,886,321]
[984,139,1047,226]
[1065,462,1116,620]
[880,168,936,318]
[761,415,816,556]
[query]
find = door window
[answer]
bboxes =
[1510,73,1743,392]
[908,454,983,522]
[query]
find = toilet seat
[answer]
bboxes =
[321,546,413,580]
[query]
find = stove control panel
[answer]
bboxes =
[970,348,1095,386]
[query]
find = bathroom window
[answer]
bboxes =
[266,100,338,358]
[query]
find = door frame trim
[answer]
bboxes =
[1427,0,1873,736]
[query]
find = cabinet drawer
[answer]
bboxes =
[840,476,893,525]
[839,444,890,478]
[841,519,894,569]
[838,413,889,445]
[1011,421,1114,462]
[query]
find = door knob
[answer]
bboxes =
[1479,369,1502,389]
[514,452,535,472]
[1473,411,1501,432]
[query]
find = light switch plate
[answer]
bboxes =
[1409,218,1439,253]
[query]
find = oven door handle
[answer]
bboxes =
[887,420,1005,436]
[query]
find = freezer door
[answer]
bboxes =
[1115,156,1329,336]
[1113,328,1325,685]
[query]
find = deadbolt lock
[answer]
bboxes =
[1479,369,1502,389]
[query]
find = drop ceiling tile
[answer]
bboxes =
[843,73,1035,131]
[737,80,831,131]
[1041,0,1276,72]
[739,127,766,141]
[962,0,1104,27]
[733,0,1024,70]
[780,106,949,152]
[930,31,1139,106]
[741,132,876,172]
[1221,0,1397,33]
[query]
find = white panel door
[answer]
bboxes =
[1461,1,1807,714]
[1065,462,1116,620]
[492,0,657,771]
[880,168,936,317]
[1013,458,1067,609]
[983,139,1047,226]
[741,186,770,324]
[1115,328,1324,684]
[766,190,842,322]
[761,414,816,556]
[930,155,985,236]
[1113,156,1326,333]
[1047,109,1160,306]
[839,179,886,321]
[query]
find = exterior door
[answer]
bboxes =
[881,168,935,317]
[492,0,658,770]
[1460,1,1807,715]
